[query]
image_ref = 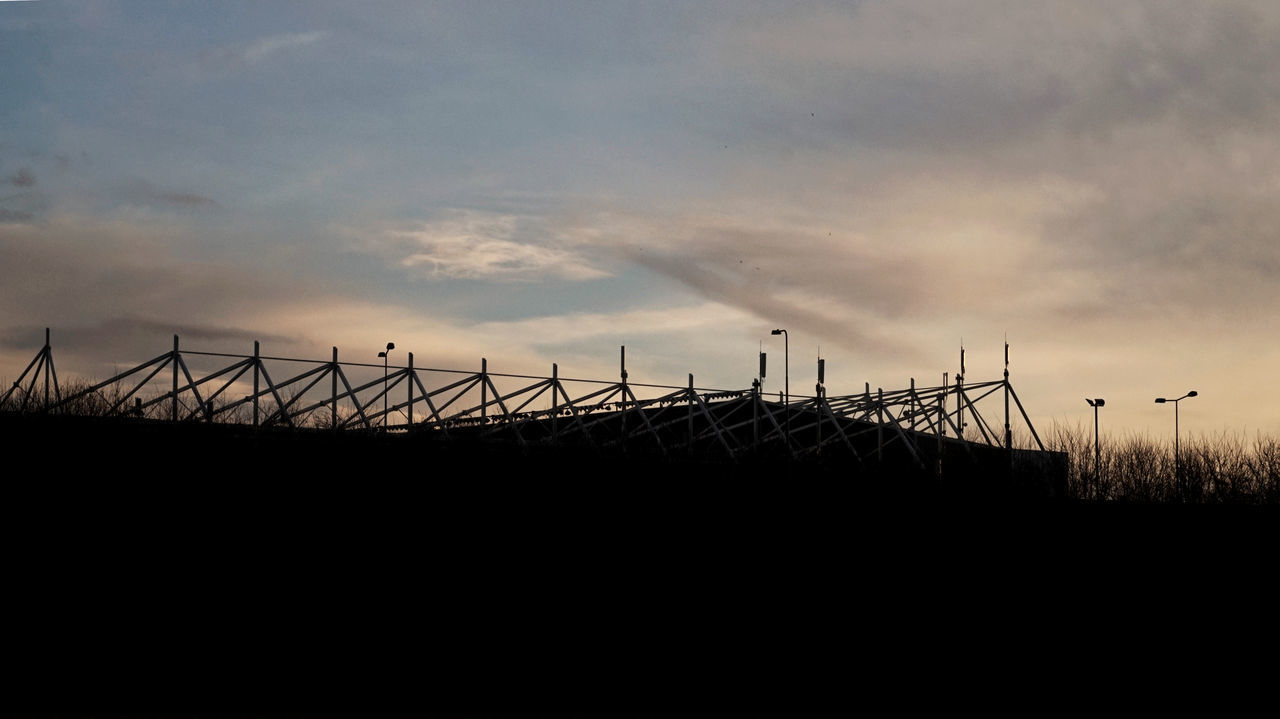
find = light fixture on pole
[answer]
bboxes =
[1085,398,1105,500]
[770,328,788,444]
[377,341,395,430]
[1154,390,1196,494]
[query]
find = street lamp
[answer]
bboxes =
[377,341,395,430]
[1155,390,1197,495]
[770,329,788,444]
[1085,398,1105,500]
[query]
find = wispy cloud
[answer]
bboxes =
[153,192,219,209]
[11,3,1280,436]
[0,318,289,354]
[0,208,34,222]
[379,210,610,281]
[242,31,329,64]
[106,179,222,212]
[9,167,35,187]
[470,303,753,347]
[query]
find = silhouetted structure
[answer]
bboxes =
[2,328,1065,496]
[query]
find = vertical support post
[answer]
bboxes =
[816,357,825,456]
[253,340,260,427]
[381,347,390,432]
[481,358,488,422]
[551,363,559,441]
[941,373,948,438]
[43,327,51,410]
[877,387,884,462]
[783,332,789,447]
[408,352,414,428]
[957,346,965,443]
[1005,341,1014,480]
[619,346,628,449]
[1175,401,1180,500]
[688,373,695,453]
[815,383,822,456]
[752,378,759,449]
[936,393,945,480]
[1004,341,1012,450]
[910,377,917,432]
[331,347,338,430]
[1093,401,1101,501]
[172,334,179,423]
[757,351,765,450]
[48,328,60,410]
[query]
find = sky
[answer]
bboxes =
[4,0,1280,443]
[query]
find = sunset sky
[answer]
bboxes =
[5,1,1280,442]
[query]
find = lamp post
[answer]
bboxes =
[770,329,788,444]
[377,341,395,430]
[1085,398,1105,500]
[1155,390,1196,497]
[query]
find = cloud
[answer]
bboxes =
[0,318,289,355]
[375,210,611,282]
[242,31,329,64]
[0,214,316,342]
[547,196,1061,362]
[12,2,1280,436]
[0,209,34,222]
[103,179,223,212]
[0,211,611,388]
[627,3,1280,356]
[9,167,35,187]
[153,192,220,209]
[713,2,1280,153]
[469,303,753,348]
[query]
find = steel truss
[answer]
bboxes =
[3,329,1046,462]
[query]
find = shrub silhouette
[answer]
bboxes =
[1050,421,1280,504]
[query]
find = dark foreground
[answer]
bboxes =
[4,413,1275,717]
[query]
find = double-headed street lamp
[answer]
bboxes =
[1155,390,1197,491]
[1085,398,1105,499]
[377,341,395,430]
[770,328,788,443]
